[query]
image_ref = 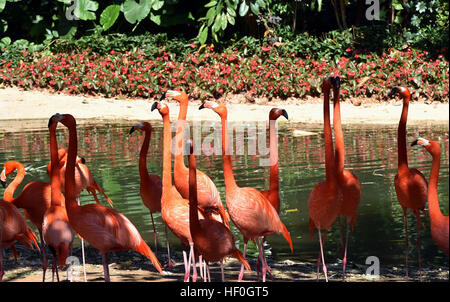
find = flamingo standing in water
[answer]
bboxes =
[307,77,343,282]
[257,107,288,280]
[1,161,60,280]
[331,77,361,278]
[48,113,163,282]
[186,138,250,281]
[129,122,173,264]
[411,138,449,256]
[199,101,293,282]
[151,101,205,282]
[0,182,40,281]
[389,86,427,280]
[42,116,75,282]
[160,90,229,226]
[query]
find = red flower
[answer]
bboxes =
[261,45,271,52]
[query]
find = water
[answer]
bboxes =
[0,120,448,269]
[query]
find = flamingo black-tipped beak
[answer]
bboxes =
[411,139,419,146]
[199,103,205,110]
[129,126,136,135]
[332,76,341,88]
[80,157,86,164]
[151,102,158,112]
[0,179,6,188]
[282,109,288,120]
[159,91,167,102]
[388,87,398,98]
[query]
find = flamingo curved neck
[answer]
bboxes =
[188,153,201,231]
[49,126,63,207]
[428,149,444,221]
[332,87,345,177]
[174,102,188,172]
[323,89,337,183]
[398,96,410,175]
[162,114,173,196]
[64,121,79,211]
[221,115,237,190]
[139,128,151,178]
[268,119,280,200]
[3,162,25,203]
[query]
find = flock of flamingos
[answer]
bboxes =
[0,76,448,283]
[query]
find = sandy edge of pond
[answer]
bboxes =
[1,246,448,283]
[0,87,448,132]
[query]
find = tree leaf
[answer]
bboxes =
[74,0,99,21]
[199,25,208,44]
[100,5,121,30]
[122,0,152,24]
[205,0,217,8]
[239,1,249,16]
[221,12,228,30]
[152,0,164,10]
[249,1,259,15]
[149,12,161,25]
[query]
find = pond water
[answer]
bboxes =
[0,119,448,269]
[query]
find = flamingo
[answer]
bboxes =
[46,147,114,282]
[151,101,205,282]
[257,107,288,280]
[160,90,229,226]
[0,182,40,280]
[307,77,343,282]
[46,148,113,207]
[186,138,250,281]
[331,76,361,278]
[48,113,163,282]
[1,160,58,280]
[389,86,427,280]
[42,116,75,282]
[129,122,173,265]
[199,101,293,282]
[411,138,449,255]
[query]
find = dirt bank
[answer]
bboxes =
[0,88,448,131]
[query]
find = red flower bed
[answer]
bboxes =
[0,46,448,102]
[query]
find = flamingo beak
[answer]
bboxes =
[129,126,136,135]
[332,76,341,88]
[388,87,398,98]
[80,157,86,164]
[0,180,5,188]
[282,109,288,120]
[411,139,419,146]
[199,103,205,110]
[159,91,167,102]
[151,102,158,112]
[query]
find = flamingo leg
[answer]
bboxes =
[220,260,224,282]
[164,225,174,269]
[150,212,158,255]
[416,217,422,282]
[102,253,110,282]
[77,196,88,282]
[183,248,190,282]
[342,220,350,279]
[238,239,248,282]
[318,228,328,282]
[198,255,204,281]
[189,243,198,282]
[403,211,409,280]
[40,230,48,282]
[206,262,211,282]
[257,238,267,282]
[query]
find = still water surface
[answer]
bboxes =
[0,120,448,268]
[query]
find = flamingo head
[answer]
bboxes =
[184,138,194,155]
[160,90,188,105]
[129,121,152,135]
[330,76,340,88]
[411,137,440,155]
[49,113,75,128]
[269,108,288,121]
[199,101,227,118]
[151,101,169,116]
[388,86,410,99]
[1,161,21,187]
